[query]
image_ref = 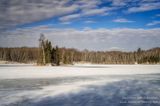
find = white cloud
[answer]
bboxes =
[111,0,128,6]
[0,0,79,29]
[82,8,109,16]
[113,18,134,23]
[84,21,96,23]
[0,0,160,29]
[127,2,160,13]
[75,0,101,9]
[59,6,116,22]
[156,14,160,17]
[109,0,160,13]
[59,14,81,22]
[1,26,160,51]
[147,21,160,26]
[60,22,72,25]
[0,0,114,26]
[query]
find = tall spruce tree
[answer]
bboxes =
[55,46,60,65]
[51,46,60,66]
[51,48,56,65]
[44,40,52,63]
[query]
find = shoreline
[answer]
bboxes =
[0,60,159,66]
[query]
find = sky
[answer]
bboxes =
[0,0,160,51]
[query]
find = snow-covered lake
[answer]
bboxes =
[0,64,160,106]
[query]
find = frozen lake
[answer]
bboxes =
[0,64,160,106]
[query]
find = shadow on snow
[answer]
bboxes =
[9,79,160,106]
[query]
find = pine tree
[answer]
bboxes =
[137,48,142,64]
[51,48,56,65]
[44,40,52,64]
[55,46,60,65]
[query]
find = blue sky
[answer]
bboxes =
[15,0,160,29]
[0,0,160,51]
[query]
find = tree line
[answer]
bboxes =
[0,47,38,63]
[0,35,159,65]
[0,47,159,65]
[59,47,160,64]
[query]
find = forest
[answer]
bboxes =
[0,35,159,65]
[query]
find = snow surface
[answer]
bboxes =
[0,64,160,106]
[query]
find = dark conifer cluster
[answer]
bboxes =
[37,34,60,66]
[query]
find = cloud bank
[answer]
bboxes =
[147,21,160,26]
[0,26,159,51]
[113,18,134,23]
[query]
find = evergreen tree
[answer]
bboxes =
[137,48,142,64]
[37,34,61,66]
[51,46,60,66]
[44,40,52,63]
[51,48,56,65]
[55,46,60,65]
